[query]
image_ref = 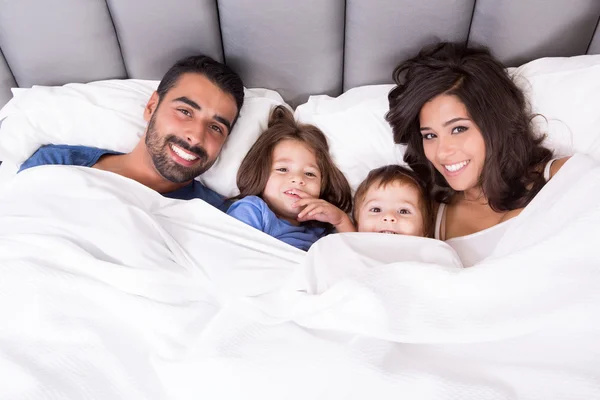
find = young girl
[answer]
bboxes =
[227,105,354,250]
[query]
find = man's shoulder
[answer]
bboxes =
[19,144,121,172]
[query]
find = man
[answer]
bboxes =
[19,55,245,211]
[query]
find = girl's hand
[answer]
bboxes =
[294,198,356,233]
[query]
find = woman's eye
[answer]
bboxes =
[276,167,287,172]
[178,109,191,117]
[422,133,436,140]
[398,208,411,215]
[305,172,317,178]
[452,126,468,134]
[369,207,381,213]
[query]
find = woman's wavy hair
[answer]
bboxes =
[236,105,352,220]
[385,42,553,211]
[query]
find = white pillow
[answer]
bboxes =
[511,54,600,159]
[295,54,600,192]
[0,80,288,197]
[295,84,404,192]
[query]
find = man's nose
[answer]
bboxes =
[184,122,207,146]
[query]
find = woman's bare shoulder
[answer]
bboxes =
[549,156,571,178]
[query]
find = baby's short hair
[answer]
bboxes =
[353,165,434,237]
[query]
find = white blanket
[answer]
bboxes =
[1,154,599,399]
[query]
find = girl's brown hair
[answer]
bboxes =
[236,105,352,216]
[386,42,553,212]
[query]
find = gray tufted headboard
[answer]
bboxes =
[0,0,599,108]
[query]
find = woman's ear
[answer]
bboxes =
[144,92,160,122]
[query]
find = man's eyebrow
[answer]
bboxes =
[173,96,232,132]
[173,96,201,111]
[420,117,470,131]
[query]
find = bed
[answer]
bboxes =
[1,1,600,399]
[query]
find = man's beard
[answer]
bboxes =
[145,114,214,183]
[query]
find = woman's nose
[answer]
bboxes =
[437,136,457,159]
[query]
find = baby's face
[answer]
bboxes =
[356,182,425,236]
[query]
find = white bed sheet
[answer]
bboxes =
[1,156,600,399]
[0,161,17,186]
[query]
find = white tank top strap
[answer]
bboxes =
[543,158,560,182]
[434,203,446,240]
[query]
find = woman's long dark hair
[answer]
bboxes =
[386,42,552,211]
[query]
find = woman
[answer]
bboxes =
[386,42,570,266]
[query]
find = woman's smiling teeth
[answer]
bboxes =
[444,160,469,172]
[170,144,199,161]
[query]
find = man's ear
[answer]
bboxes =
[144,92,160,122]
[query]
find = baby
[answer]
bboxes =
[352,165,434,237]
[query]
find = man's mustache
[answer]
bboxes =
[166,135,208,161]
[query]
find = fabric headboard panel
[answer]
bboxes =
[0,0,599,108]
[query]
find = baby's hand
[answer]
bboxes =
[294,198,356,233]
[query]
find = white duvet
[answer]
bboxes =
[1,154,599,399]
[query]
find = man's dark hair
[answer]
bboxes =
[157,55,245,126]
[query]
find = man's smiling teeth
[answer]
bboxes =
[170,144,199,161]
[444,160,469,172]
